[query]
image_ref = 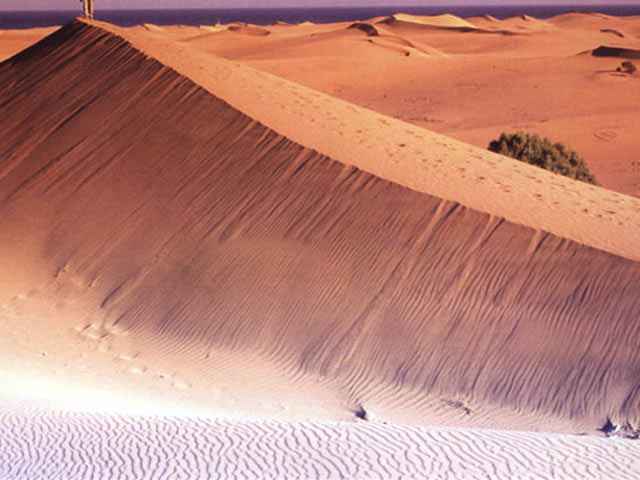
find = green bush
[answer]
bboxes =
[488,132,597,185]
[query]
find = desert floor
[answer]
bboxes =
[1,12,639,479]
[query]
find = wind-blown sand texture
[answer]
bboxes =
[1,409,639,480]
[1,14,640,479]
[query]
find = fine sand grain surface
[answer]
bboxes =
[1,14,640,479]
[1,408,639,480]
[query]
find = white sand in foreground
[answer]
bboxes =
[1,408,638,480]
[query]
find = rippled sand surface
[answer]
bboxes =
[1,409,638,480]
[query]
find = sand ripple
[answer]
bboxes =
[1,409,638,480]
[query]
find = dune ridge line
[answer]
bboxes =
[84,18,640,262]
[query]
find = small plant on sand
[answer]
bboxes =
[488,131,597,185]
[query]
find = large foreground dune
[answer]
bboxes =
[1,15,639,478]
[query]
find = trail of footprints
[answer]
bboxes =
[0,409,638,480]
[75,321,191,392]
[49,264,191,392]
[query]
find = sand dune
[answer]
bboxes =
[6,14,640,200]
[158,12,640,197]
[142,23,165,32]
[347,22,379,37]
[227,24,271,36]
[548,12,617,28]
[1,19,640,443]
[467,14,500,24]
[379,13,478,30]
[379,13,527,37]
[0,27,58,62]
[592,45,640,59]
[2,408,639,480]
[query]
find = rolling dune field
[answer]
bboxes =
[3,13,640,197]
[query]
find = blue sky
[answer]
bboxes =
[4,1,637,11]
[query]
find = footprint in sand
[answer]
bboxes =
[54,265,70,278]
[118,352,140,362]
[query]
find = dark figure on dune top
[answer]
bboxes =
[81,0,95,20]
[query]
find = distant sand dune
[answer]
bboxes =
[1,409,638,480]
[142,23,164,32]
[345,23,447,57]
[347,22,379,37]
[227,24,271,36]
[380,13,478,30]
[1,20,640,435]
[592,45,640,59]
[467,14,500,23]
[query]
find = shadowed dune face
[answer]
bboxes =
[1,21,640,431]
[348,23,379,37]
[592,45,640,59]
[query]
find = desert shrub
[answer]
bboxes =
[488,132,597,185]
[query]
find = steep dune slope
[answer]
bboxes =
[1,20,640,432]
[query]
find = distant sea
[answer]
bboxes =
[2,5,640,29]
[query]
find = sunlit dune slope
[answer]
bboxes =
[1,20,640,431]
[379,14,478,30]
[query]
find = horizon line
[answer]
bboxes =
[2,3,639,13]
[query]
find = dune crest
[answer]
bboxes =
[87,19,640,261]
